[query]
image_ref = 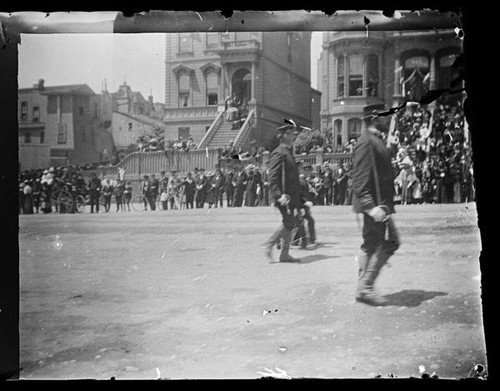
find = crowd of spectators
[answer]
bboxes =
[19,96,474,215]
[388,97,474,204]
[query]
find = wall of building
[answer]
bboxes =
[19,144,51,171]
[45,97,75,152]
[111,112,157,150]
[165,33,222,108]
[165,121,210,144]
[258,31,312,132]
[311,88,322,130]
[69,95,100,164]
[18,88,48,124]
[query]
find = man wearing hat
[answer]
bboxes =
[205,171,216,208]
[87,172,102,213]
[351,120,400,306]
[195,168,207,208]
[139,175,150,211]
[263,121,302,262]
[183,172,196,209]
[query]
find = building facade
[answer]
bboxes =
[92,82,166,153]
[18,80,115,169]
[318,30,462,147]
[163,31,317,149]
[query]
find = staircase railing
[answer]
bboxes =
[233,109,256,149]
[197,110,224,149]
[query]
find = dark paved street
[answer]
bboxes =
[18,203,486,379]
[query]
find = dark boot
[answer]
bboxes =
[355,251,389,306]
[279,230,301,263]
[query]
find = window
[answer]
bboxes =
[79,106,84,115]
[347,118,362,140]
[82,127,87,143]
[24,132,31,143]
[235,32,250,42]
[178,127,190,140]
[179,33,193,52]
[367,54,379,97]
[57,123,67,144]
[334,119,343,146]
[47,96,57,114]
[40,131,45,144]
[93,103,99,119]
[438,52,460,89]
[337,55,345,98]
[32,106,40,122]
[206,33,220,49]
[206,72,219,106]
[178,72,191,108]
[348,54,363,96]
[20,101,28,120]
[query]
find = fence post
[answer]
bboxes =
[316,149,324,166]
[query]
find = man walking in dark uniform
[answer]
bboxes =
[263,121,302,263]
[352,121,400,306]
[294,162,316,248]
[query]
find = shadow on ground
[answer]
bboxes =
[298,254,340,264]
[383,289,448,307]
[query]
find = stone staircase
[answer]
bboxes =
[206,119,241,149]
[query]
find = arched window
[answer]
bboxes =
[334,119,343,147]
[367,54,379,97]
[347,118,362,141]
[348,54,363,96]
[206,71,219,106]
[402,51,430,101]
[337,55,345,98]
[178,73,191,108]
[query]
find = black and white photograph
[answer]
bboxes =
[1,8,490,381]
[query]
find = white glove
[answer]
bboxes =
[277,194,290,206]
[367,206,389,222]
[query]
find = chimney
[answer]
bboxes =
[38,79,45,90]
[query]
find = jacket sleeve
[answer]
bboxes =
[352,139,376,212]
[267,149,283,200]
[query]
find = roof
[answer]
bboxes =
[37,84,96,96]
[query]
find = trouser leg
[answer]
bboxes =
[355,214,400,306]
[304,209,316,243]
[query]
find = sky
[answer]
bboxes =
[18,32,323,104]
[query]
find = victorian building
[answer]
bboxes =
[317,30,462,147]
[163,31,318,150]
[18,79,115,169]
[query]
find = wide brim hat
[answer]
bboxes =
[207,171,214,176]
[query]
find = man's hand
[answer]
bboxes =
[277,194,290,206]
[367,206,389,222]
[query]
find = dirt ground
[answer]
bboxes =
[17,202,487,380]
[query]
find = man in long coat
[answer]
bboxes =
[352,122,400,306]
[263,123,302,262]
